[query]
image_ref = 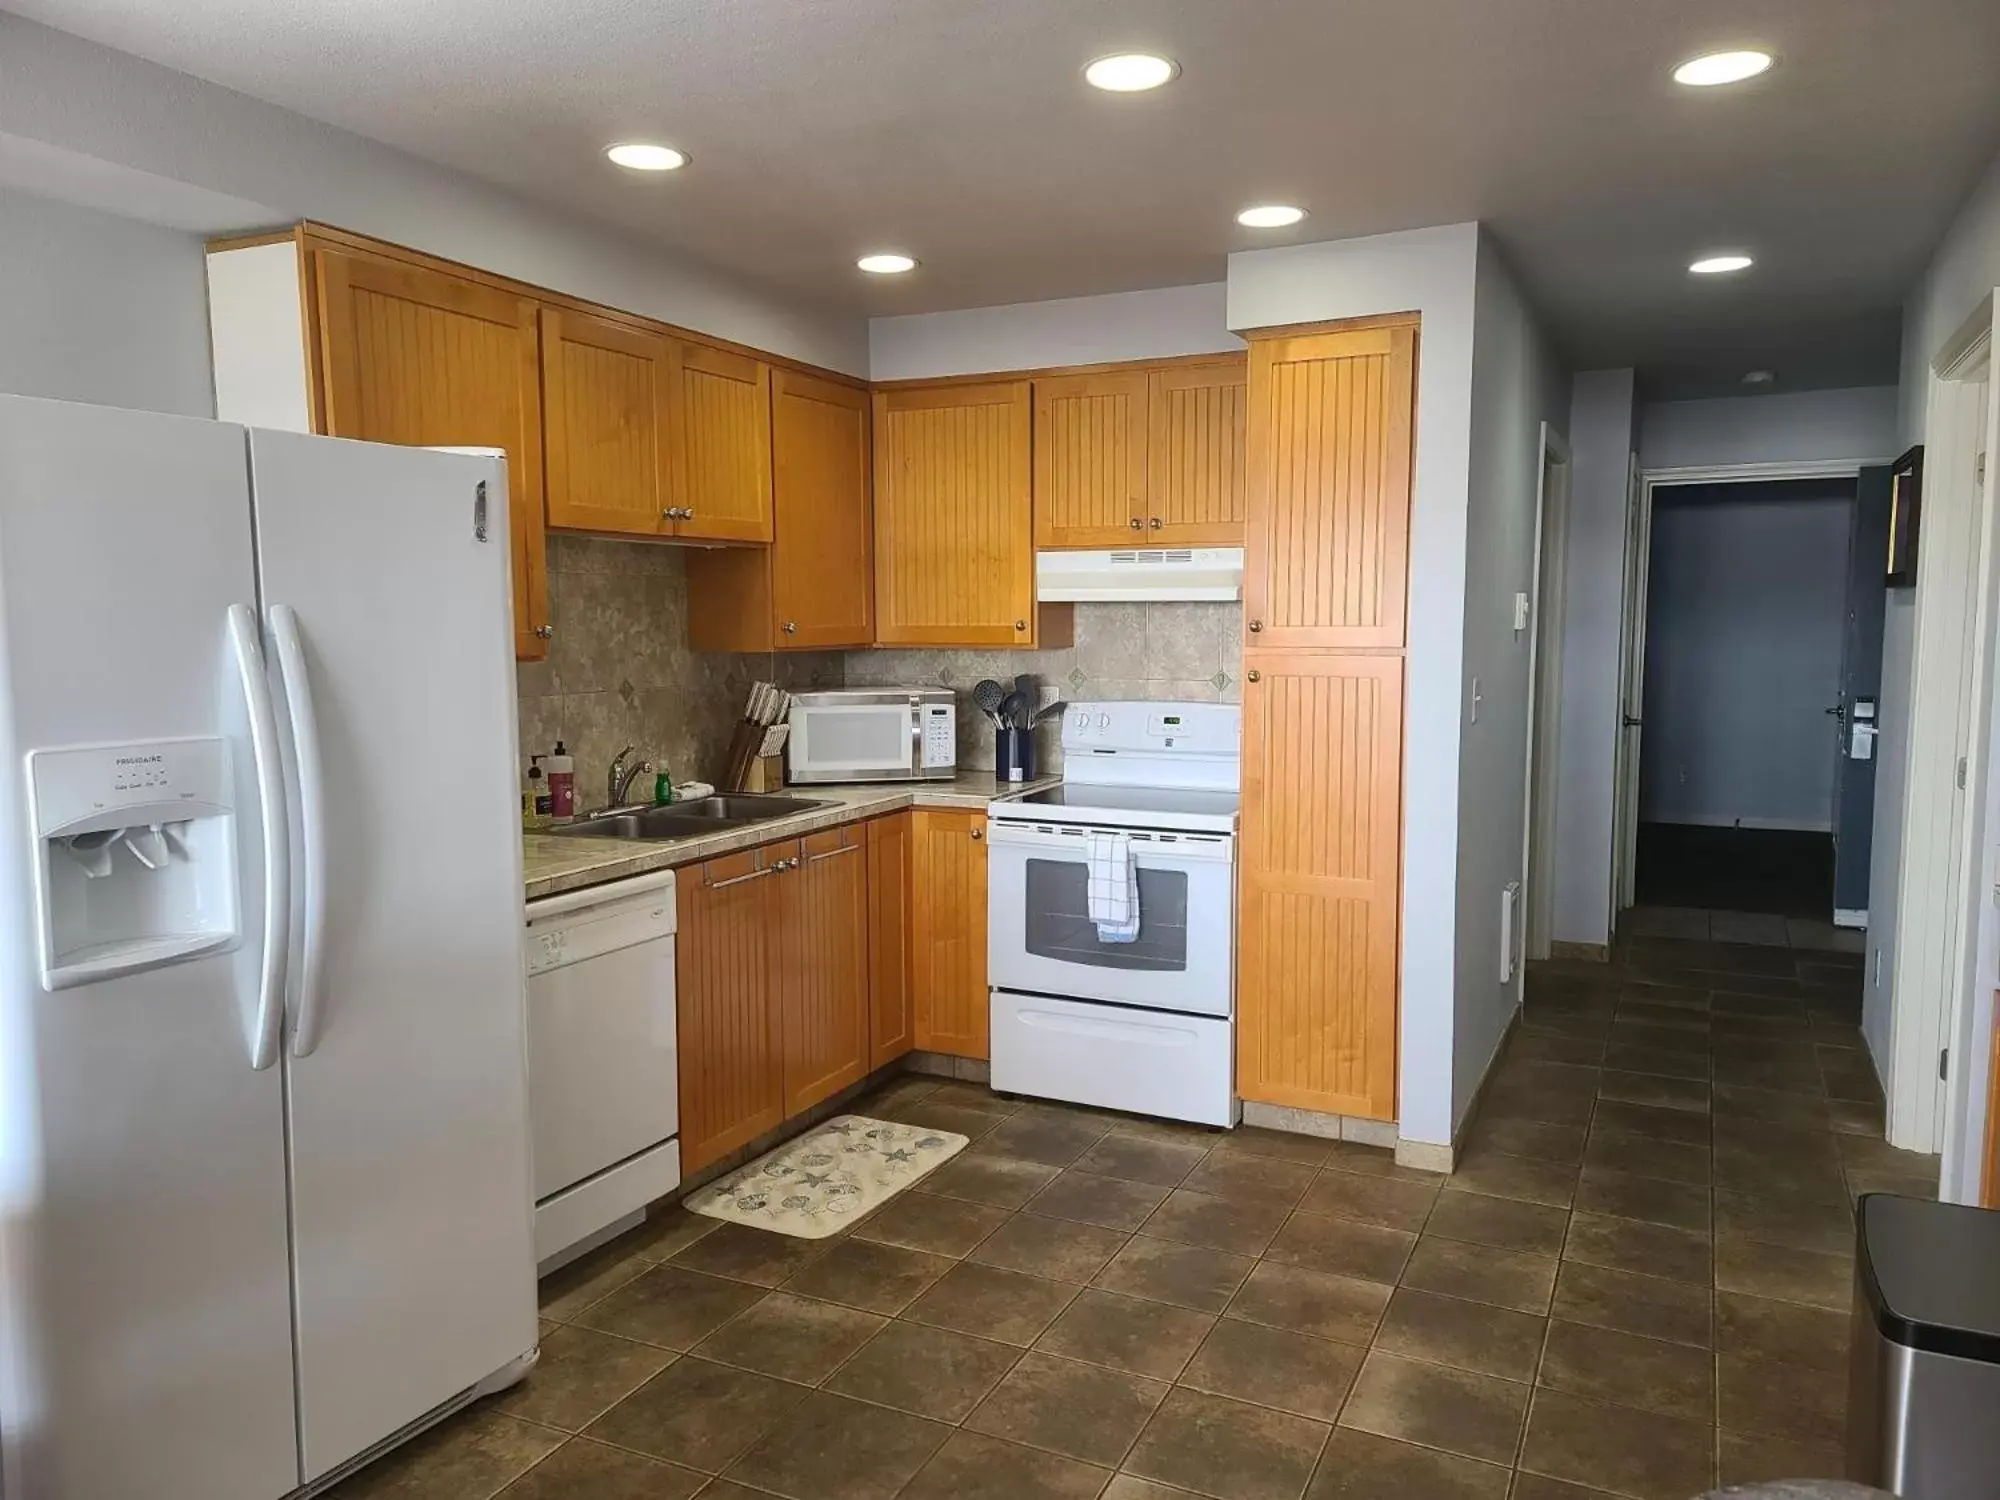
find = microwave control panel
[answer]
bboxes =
[921,703,956,768]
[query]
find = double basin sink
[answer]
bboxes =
[558,792,832,842]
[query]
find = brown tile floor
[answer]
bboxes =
[331,926,1937,1500]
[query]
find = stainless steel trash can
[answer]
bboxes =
[1847,1193,2000,1496]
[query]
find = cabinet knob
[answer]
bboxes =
[783,621,797,634]
[534,624,554,639]
[1150,516,1163,530]
[1014,619,1028,632]
[1246,669,1261,683]
[970,827,984,841]
[683,507,695,520]
[1129,517,1144,531]
[1248,619,1263,633]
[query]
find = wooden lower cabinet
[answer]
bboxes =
[779,827,871,1117]
[1236,651,1403,1120]
[677,847,785,1174]
[910,809,990,1058]
[867,815,916,1067]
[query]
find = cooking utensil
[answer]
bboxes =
[999,691,1031,730]
[1032,700,1069,726]
[972,679,1007,729]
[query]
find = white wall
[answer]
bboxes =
[869,283,1241,380]
[1867,146,2000,1133]
[0,15,866,375]
[1552,370,1637,947]
[1453,236,1571,1129]
[0,188,214,417]
[1227,222,1479,1149]
[1639,387,1900,471]
[1639,484,1854,831]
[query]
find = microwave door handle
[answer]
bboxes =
[910,709,922,774]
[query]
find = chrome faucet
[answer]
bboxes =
[608,746,653,807]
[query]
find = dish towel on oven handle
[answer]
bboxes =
[1085,831,1141,942]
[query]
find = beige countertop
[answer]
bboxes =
[523,771,1060,902]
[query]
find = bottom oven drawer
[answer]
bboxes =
[991,990,1237,1127]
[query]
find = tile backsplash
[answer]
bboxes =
[841,602,1243,772]
[515,536,842,810]
[515,536,1241,795]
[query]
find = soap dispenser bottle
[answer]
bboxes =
[546,740,575,823]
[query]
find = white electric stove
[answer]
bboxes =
[986,702,1241,1127]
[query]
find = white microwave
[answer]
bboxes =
[786,689,958,784]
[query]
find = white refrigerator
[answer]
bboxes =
[0,396,537,1499]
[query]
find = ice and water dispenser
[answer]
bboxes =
[27,738,240,990]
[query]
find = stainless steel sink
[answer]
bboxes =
[557,793,830,841]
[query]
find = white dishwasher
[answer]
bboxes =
[524,869,680,1270]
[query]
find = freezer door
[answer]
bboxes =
[247,429,536,1480]
[0,397,299,1500]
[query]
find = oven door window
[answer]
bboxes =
[1023,858,1189,972]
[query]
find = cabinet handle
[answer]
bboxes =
[783,621,797,634]
[809,843,861,862]
[683,507,696,521]
[1246,669,1261,683]
[1248,619,1263,633]
[1150,517,1163,530]
[710,864,773,890]
[970,827,984,841]
[1129,517,1144,531]
[534,624,554,639]
[1014,619,1028,632]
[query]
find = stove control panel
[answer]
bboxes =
[1059,702,1241,756]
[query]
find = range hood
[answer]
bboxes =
[1036,547,1244,603]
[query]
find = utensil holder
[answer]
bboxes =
[995,726,1036,783]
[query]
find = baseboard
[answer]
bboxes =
[1834,908,1868,929]
[1550,940,1610,963]
[1402,1000,1525,1176]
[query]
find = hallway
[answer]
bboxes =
[325,918,1936,1500]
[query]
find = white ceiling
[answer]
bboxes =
[10,0,1999,396]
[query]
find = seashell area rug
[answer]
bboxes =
[683,1114,969,1239]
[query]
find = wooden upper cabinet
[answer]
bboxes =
[1236,651,1403,1120]
[675,344,773,543]
[866,814,915,1069]
[1243,324,1415,650]
[540,306,680,538]
[874,382,1039,647]
[910,809,990,1059]
[313,247,549,659]
[1034,370,1150,548]
[1148,360,1249,545]
[687,370,873,651]
[777,827,871,1116]
[677,847,785,1173]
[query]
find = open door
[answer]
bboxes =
[1831,465,1894,926]
[1611,456,1650,923]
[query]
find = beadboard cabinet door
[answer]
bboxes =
[867,814,916,1069]
[1034,370,1150,548]
[540,307,680,537]
[687,369,873,651]
[674,343,773,543]
[677,848,785,1174]
[910,809,990,1058]
[1243,324,1415,651]
[873,382,1038,647]
[1148,360,1248,545]
[778,828,871,1117]
[314,248,550,659]
[1236,651,1403,1119]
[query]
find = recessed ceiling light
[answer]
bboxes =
[857,253,917,275]
[1742,369,1776,385]
[606,142,687,172]
[1084,53,1179,92]
[1689,253,1754,275]
[1673,50,1773,87]
[1237,204,1307,229]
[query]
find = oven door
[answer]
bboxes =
[987,820,1235,1017]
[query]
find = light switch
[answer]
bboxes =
[1469,676,1482,723]
[1513,592,1531,633]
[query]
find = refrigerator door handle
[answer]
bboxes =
[228,604,289,1071]
[269,604,330,1058]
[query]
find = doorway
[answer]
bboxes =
[1623,472,1888,937]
